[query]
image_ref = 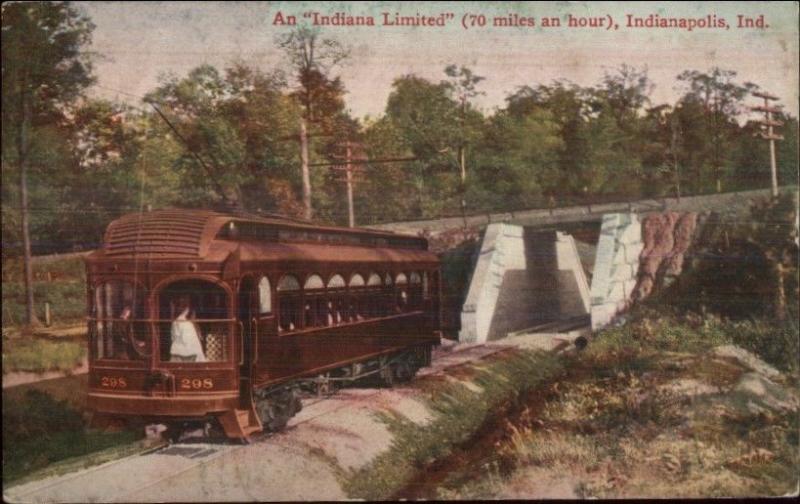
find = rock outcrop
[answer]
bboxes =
[633,212,698,301]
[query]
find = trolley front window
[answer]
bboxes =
[156,279,234,363]
[91,281,148,361]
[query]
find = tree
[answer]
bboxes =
[383,75,459,217]
[472,106,562,211]
[145,63,310,214]
[677,68,755,193]
[276,27,349,220]
[2,2,95,326]
[443,65,485,217]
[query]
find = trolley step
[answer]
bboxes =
[218,407,262,439]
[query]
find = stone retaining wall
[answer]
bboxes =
[589,213,643,331]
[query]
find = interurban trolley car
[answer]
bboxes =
[85,209,441,439]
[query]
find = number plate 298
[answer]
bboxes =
[100,376,127,388]
[180,378,214,390]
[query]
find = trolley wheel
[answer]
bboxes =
[393,360,414,383]
[380,363,394,388]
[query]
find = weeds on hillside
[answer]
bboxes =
[452,312,799,499]
[341,350,563,500]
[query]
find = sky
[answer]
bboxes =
[78,1,799,119]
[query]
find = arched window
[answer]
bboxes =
[277,275,300,291]
[157,279,232,363]
[366,273,383,317]
[383,273,394,314]
[409,272,423,309]
[304,274,326,328]
[258,276,272,314]
[327,274,346,324]
[327,274,346,288]
[348,273,365,321]
[304,274,324,290]
[277,275,301,332]
[395,273,408,312]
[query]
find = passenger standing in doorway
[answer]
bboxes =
[170,296,206,362]
[112,306,132,359]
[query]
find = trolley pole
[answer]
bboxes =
[751,91,783,197]
[346,141,355,228]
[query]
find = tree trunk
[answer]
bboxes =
[299,117,312,220]
[773,261,786,321]
[18,90,40,327]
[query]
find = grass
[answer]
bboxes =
[341,350,563,500]
[2,386,143,485]
[2,337,86,374]
[591,302,799,374]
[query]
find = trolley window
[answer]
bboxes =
[157,279,233,363]
[303,274,328,328]
[258,276,272,315]
[395,273,409,312]
[409,272,423,309]
[327,274,347,325]
[91,281,148,361]
[366,271,384,318]
[278,274,301,332]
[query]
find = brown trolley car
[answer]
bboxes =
[85,209,441,439]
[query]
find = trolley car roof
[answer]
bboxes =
[96,208,432,261]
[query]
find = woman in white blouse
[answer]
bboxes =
[170,297,206,362]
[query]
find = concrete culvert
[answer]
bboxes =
[574,336,588,351]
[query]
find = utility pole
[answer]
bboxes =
[750,91,784,197]
[18,89,40,327]
[345,141,354,227]
[309,149,418,227]
[458,94,468,229]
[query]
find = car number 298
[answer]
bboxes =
[180,378,214,390]
[100,376,127,388]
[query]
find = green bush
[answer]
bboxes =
[2,388,141,484]
[724,317,800,374]
[2,280,86,327]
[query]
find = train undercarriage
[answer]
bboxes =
[93,345,433,443]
